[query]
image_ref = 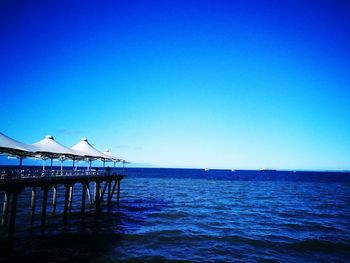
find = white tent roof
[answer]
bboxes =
[71,138,111,160]
[103,149,120,162]
[0,132,125,163]
[0,132,38,156]
[32,135,81,158]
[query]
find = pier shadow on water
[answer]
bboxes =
[0,192,171,263]
[0,212,124,263]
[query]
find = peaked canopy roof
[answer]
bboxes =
[0,132,124,163]
[71,138,111,160]
[103,149,120,162]
[32,135,81,159]
[0,132,38,156]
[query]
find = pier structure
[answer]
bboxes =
[0,169,124,238]
[0,132,129,239]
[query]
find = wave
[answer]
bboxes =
[285,239,350,253]
[149,211,190,220]
[121,232,350,254]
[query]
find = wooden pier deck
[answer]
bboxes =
[0,169,125,239]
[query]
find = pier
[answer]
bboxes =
[0,169,125,239]
[0,132,129,239]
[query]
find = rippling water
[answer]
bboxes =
[1,168,350,262]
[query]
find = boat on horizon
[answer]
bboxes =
[259,168,277,172]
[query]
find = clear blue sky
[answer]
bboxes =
[1,0,349,170]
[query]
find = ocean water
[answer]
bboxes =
[0,168,350,262]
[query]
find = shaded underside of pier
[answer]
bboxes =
[0,171,125,240]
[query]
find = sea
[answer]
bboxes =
[0,167,350,262]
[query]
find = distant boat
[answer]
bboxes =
[260,168,276,171]
[231,169,236,172]
[204,168,209,172]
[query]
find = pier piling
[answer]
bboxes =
[101,182,108,202]
[117,179,121,208]
[81,183,87,215]
[87,183,92,206]
[41,187,49,229]
[109,180,117,204]
[8,192,18,239]
[68,186,74,212]
[95,181,101,212]
[63,185,70,225]
[52,184,57,214]
[107,181,112,206]
[100,187,104,202]
[30,187,36,224]
[93,182,97,204]
[1,192,9,226]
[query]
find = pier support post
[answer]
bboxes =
[108,180,117,204]
[8,192,18,239]
[93,182,97,204]
[1,192,9,226]
[69,186,74,212]
[95,181,101,213]
[100,182,108,202]
[52,184,57,214]
[100,187,104,202]
[63,185,70,225]
[87,183,92,206]
[81,183,87,215]
[41,187,49,230]
[30,187,37,224]
[107,181,112,206]
[117,179,121,208]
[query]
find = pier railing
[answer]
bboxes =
[0,168,119,179]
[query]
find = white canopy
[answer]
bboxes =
[103,149,120,162]
[0,132,125,171]
[32,135,81,159]
[71,138,111,160]
[0,132,37,156]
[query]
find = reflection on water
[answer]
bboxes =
[1,169,350,262]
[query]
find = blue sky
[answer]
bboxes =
[1,0,350,170]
